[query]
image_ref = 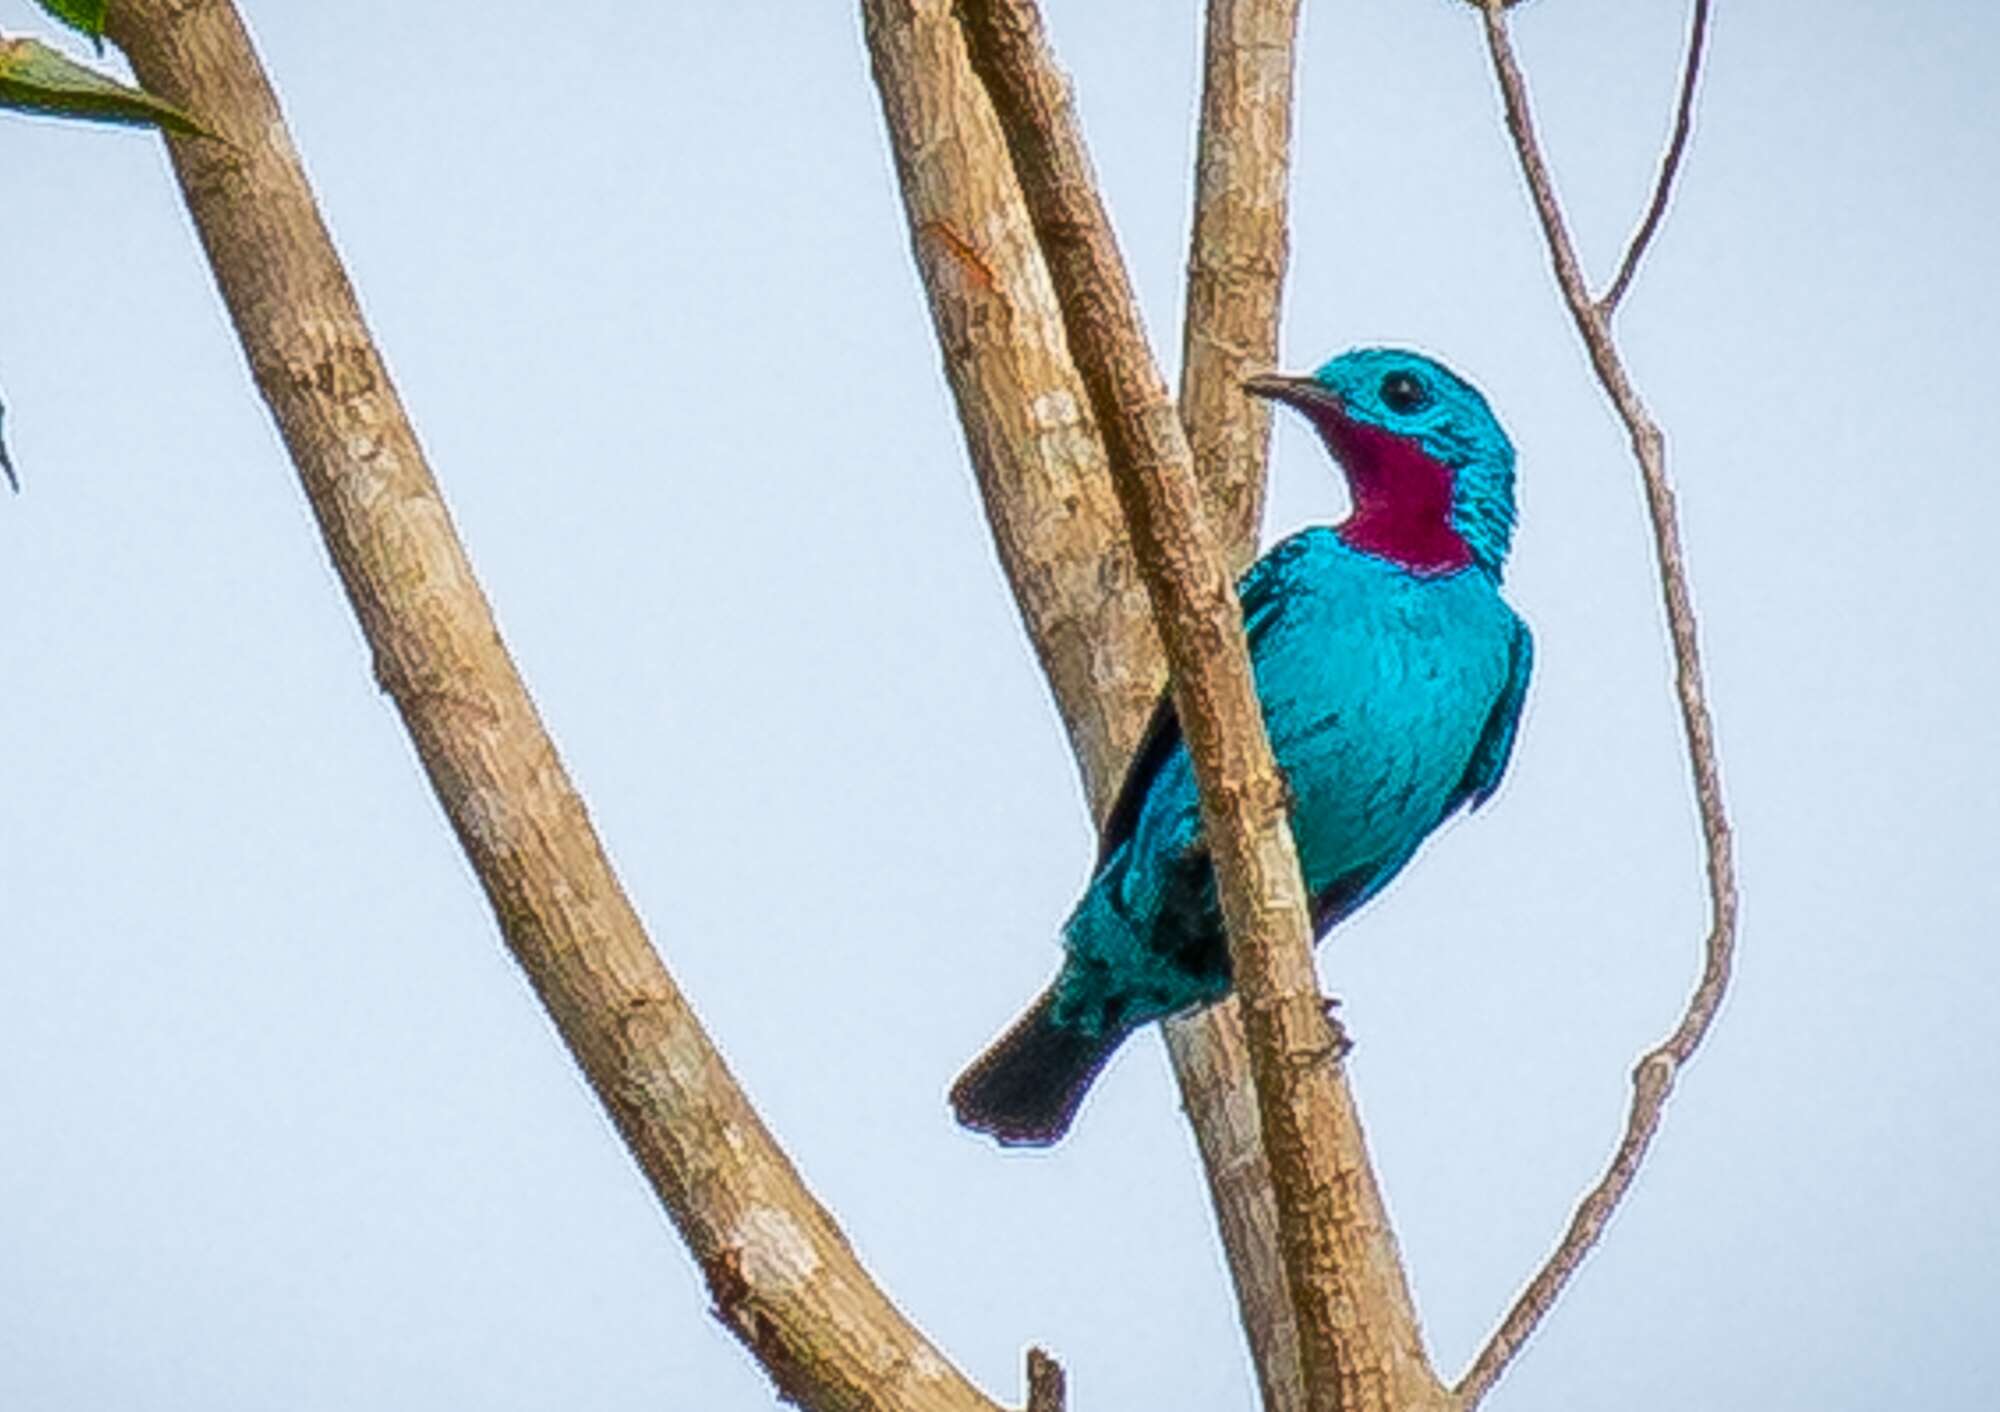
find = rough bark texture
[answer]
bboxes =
[101,3,1005,1409]
[859,6,1303,1404]
[858,0,1159,811]
[953,3,1448,1408]
[1164,3,1310,1409]
[1159,1002,1301,1411]
[1179,0,1299,572]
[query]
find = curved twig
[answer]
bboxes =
[1455,4,1740,1406]
[1599,0,1713,315]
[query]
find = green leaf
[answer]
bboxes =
[33,1,107,48]
[0,36,211,136]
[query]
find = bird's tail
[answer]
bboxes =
[950,986,1125,1147]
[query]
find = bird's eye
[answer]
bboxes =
[1379,371,1429,414]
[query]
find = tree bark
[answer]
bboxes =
[101,3,1007,1408]
[860,6,1310,1406]
[953,4,1448,1408]
[1163,3,1312,1409]
[858,0,1160,811]
[1179,0,1298,572]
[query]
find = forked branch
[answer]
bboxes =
[954,1,1447,1408]
[1455,4,1740,1405]
[861,3,1310,1405]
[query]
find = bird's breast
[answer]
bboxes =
[1255,561,1514,885]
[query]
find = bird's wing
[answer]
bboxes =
[1447,614,1534,814]
[1093,534,1314,866]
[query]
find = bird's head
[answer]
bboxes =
[1246,347,1517,578]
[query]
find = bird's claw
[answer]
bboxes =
[1320,995,1354,1062]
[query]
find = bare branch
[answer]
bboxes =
[858,0,1161,814]
[1455,5,1741,1405]
[953,2,1448,1408]
[1180,0,1300,570]
[1599,0,1713,315]
[859,4,1308,1402]
[101,3,1010,1408]
[1162,1005,1303,1412]
[1167,3,1309,1409]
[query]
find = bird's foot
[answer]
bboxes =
[1320,995,1354,1062]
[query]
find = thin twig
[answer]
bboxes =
[954,3,1448,1409]
[0,395,17,492]
[1599,0,1712,315]
[1455,4,1740,1406]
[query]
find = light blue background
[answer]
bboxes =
[2,2,1994,1407]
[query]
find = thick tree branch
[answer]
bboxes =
[859,6,1303,1405]
[953,3,1447,1409]
[1599,0,1711,316]
[101,3,1009,1409]
[858,0,1159,813]
[1179,0,1299,571]
[1165,4,1309,1411]
[1455,5,1740,1406]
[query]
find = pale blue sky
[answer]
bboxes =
[2,2,1995,1408]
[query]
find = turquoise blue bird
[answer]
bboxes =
[951,347,1532,1145]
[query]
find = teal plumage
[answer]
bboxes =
[952,348,1532,1145]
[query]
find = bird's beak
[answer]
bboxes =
[1242,373,1343,417]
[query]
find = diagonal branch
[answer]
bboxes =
[859,5,1306,1406]
[1166,3,1309,1410]
[953,2,1448,1409]
[1455,4,1740,1405]
[101,3,1011,1409]
[1598,0,1712,315]
[858,0,1161,817]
